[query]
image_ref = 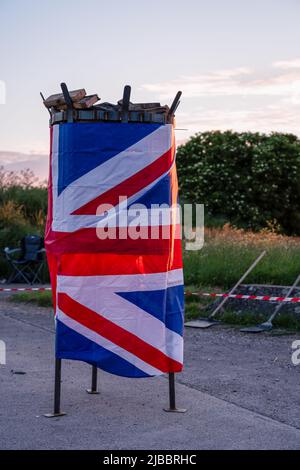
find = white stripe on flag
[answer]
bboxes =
[58,269,183,291]
[51,125,60,222]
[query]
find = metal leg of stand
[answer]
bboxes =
[86,365,99,394]
[163,372,187,413]
[44,358,66,417]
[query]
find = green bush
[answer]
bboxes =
[177,131,300,234]
[0,168,48,279]
[0,167,47,227]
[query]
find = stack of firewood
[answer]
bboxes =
[43,88,169,114]
[43,89,100,111]
[42,84,181,124]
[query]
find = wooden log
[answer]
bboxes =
[58,94,100,110]
[44,89,86,108]
[73,94,100,109]
[130,103,161,110]
[117,101,169,114]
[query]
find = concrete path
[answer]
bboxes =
[0,300,299,450]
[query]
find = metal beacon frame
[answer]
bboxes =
[42,82,186,417]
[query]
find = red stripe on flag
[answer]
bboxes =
[59,247,182,276]
[58,293,182,373]
[72,146,174,215]
[45,127,58,311]
[46,224,182,256]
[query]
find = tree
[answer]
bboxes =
[176,131,300,234]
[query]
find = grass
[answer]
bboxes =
[184,285,300,332]
[183,224,300,288]
[184,293,300,331]
[11,291,53,308]
[183,224,300,331]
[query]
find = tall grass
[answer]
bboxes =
[183,224,300,288]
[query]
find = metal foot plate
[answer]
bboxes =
[240,323,273,333]
[163,407,187,413]
[44,412,66,418]
[185,319,220,329]
[86,389,100,394]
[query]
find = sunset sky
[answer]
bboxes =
[1,0,300,179]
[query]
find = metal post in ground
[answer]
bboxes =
[44,358,66,417]
[86,365,99,394]
[241,273,300,333]
[185,250,267,329]
[163,372,186,413]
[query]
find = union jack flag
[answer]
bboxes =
[45,122,184,377]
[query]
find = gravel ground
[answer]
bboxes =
[181,325,300,429]
[0,296,300,449]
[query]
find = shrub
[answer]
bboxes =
[176,131,300,234]
[0,168,48,279]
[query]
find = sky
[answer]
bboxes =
[1,0,300,179]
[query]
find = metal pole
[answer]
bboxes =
[168,91,182,122]
[86,365,99,394]
[44,358,66,417]
[121,85,131,123]
[268,273,300,323]
[54,358,62,413]
[60,82,74,123]
[169,372,176,409]
[163,373,186,413]
[209,250,267,319]
[241,273,300,333]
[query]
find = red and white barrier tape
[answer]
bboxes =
[0,286,299,303]
[0,287,52,292]
[185,292,300,303]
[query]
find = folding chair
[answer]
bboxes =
[4,235,45,285]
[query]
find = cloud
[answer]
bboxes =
[273,58,300,69]
[0,80,5,104]
[175,103,300,136]
[0,151,48,180]
[141,64,300,101]
[141,68,254,99]
[142,59,300,137]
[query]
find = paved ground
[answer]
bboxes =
[0,297,300,450]
[182,325,300,429]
